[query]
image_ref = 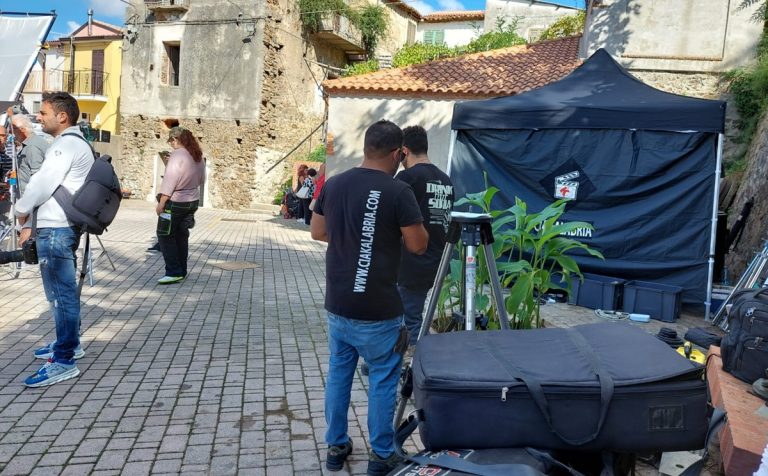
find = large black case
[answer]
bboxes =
[412,323,708,452]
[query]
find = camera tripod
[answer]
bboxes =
[710,239,768,330]
[77,233,117,296]
[393,211,510,427]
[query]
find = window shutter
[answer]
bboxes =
[423,30,435,45]
[435,30,445,45]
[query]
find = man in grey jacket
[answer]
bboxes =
[15,92,93,387]
[11,114,49,195]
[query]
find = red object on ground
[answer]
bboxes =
[707,346,768,476]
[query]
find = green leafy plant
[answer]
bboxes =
[464,16,525,53]
[444,185,603,329]
[298,0,350,33]
[300,0,387,56]
[343,59,380,77]
[738,0,768,23]
[351,5,388,55]
[392,42,457,68]
[537,11,586,41]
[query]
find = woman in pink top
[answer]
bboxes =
[155,127,206,284]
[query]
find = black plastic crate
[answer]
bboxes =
[568,273,626,310]
[623,280,683,322]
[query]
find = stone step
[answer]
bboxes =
[242,203,281,215]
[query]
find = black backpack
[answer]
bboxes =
[721,287,768,383]
[53,133,122,235]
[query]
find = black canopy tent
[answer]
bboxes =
[448,49,726,315]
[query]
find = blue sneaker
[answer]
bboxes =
[33,342,85,360]
[326,440,353,471]
[24,358,80,387]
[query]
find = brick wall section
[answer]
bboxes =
[707,347,766,475]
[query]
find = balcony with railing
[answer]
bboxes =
[63,69,109,101]
[22,69,65,94]
[145,0,189,13]
[315,13,365,54]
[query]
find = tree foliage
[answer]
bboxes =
[538,11,586,41]
[342,59,380,77]
[738,0,768,23]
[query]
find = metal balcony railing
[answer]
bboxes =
[60,69,109,97]
[145,0,190,11]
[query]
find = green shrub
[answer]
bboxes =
[537,11,586,41]
[352,5,388,55]
[306,144,326,163]
[343,59,380,76]
[392,42,456,67]
[464,30,525,53]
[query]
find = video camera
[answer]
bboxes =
[0,237,38,265]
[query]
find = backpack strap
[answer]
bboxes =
[52,133,95,225]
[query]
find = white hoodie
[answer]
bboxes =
[15,126,94,228]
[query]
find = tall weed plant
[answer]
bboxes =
[445,186,603,329]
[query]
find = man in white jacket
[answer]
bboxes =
[15,92,93,387]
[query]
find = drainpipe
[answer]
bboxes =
[69,36,75,93]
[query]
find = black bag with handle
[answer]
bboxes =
[721,287,768,383]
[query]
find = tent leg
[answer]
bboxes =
[705,134,724,322]
[446,129,457,176]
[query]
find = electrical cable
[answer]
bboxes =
[594,309,629,321]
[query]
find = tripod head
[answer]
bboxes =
[450,211,492,224]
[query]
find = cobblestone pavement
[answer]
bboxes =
[0,200,407,476]
[0,200,719,476]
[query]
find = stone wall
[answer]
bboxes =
[631,71,741,163]
[726,111,768,278]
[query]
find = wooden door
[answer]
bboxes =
[91,49,104,95]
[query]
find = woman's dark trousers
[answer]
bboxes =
[158,200,198,277]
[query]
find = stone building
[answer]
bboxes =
[119,0,353,209]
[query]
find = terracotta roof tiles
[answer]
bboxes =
[422,10,485,22]
[323,36,582,100]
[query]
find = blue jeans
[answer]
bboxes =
[37,227,81,361]
[398,285,429,344]
[325,313,402,458]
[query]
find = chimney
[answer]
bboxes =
[87,9,93,36]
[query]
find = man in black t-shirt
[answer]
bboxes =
[311,120,428,476]
[396,126,454,345]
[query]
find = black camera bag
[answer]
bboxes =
[412,323,708,452]
[720,287,768,383]
[53,133,122,235]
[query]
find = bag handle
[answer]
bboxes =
[484,328,614,447]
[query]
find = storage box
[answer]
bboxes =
[623,280,683,322]
[568,273,625,310]
[711,285,733,314]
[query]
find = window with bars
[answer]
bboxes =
[422,29,445,46]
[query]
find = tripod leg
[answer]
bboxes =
[464,245,478,331]
[418,241,456,342]
[483,243,510,330]
[394,241,456,429]
[95,235,117,271]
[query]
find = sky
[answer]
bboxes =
[0,0,585,40]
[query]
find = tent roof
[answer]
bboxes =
[451,48,726,133]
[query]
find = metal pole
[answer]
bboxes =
[705,134,724,321]
[446,129,457,176]
[464,245,477,331]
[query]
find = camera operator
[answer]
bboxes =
[311,120,428,475]
[395,126,454,346]
[11,114,48,195]
[14,92,93,388]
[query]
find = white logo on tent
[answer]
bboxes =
[554,171,580,200]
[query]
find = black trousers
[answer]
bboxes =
[301,198,312,224]
[157,200,198,277]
